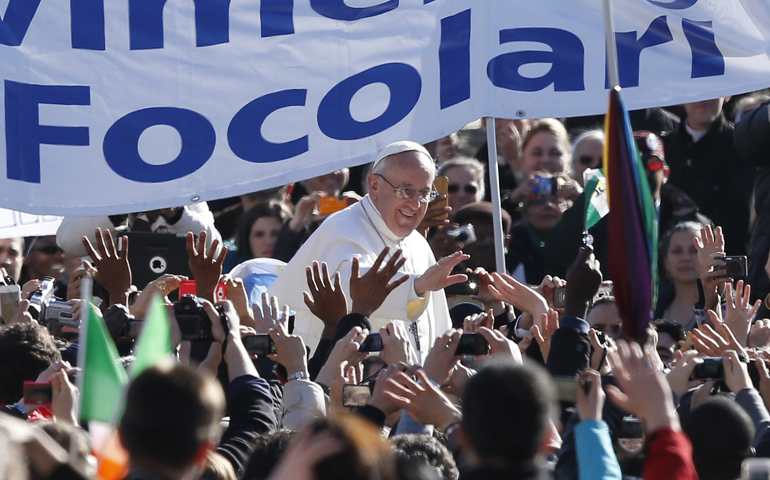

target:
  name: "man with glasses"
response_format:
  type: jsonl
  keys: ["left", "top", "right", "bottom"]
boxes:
{"left": 270, "top": 141, "right": 467, "bottom": 362}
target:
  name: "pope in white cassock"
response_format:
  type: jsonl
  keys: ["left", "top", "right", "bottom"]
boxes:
{"left": 268, "top": 141, "right": 469, "bottom": 363}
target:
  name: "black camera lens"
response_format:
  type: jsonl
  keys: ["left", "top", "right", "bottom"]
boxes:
{"left": 726, "top": 260, "right": 742, "bottom": 277}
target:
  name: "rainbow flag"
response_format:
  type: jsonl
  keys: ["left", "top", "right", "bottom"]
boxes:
{"left": 603, "top": 86, "right": 658, "bottom": 340}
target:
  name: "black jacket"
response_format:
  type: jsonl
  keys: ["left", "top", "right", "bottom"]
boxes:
{"left": 734, "top": 100, "right": 770, "bottom": 303}
{"left": 662, "top": 113, "right": 755, "bottom": 256}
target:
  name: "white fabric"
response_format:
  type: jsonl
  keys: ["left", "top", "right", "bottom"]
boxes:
{"left": 268, "top": 195, "right": 452, "bottom": 363}
{"left": 685, "top": 122, "right": 710, "bottom": 143}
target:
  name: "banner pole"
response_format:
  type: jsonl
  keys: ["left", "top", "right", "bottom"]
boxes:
{"left": 485, "top": 118, "right": 507, "bottom": 275}
{"left": 603, "top": 0, "right": 620, "bottom": 89}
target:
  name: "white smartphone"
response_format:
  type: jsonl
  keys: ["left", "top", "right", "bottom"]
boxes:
{"left": 0, "top": 284, "right": 21, "bottom": 323}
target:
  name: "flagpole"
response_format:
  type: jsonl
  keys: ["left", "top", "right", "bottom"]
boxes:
{"left": 75, "top": 275, "right": 92, "bottom": 423}
{"left": 603, "top": 0, "right": 620, "bottom": 89}
{"left": 485, "top": 118, "right": 507, "bottom": 275}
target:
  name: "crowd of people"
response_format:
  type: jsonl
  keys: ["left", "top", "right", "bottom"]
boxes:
{"left": 2, "top": 91, "right": 770, "bottom": 480}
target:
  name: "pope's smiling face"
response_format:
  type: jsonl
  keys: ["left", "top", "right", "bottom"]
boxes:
{"left": 368, "top": 151, "right": 434, "bottom": 238}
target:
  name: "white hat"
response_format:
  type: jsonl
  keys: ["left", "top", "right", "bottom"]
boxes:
{"left": 372, "top": 141, "right": 433, "bottom": 171}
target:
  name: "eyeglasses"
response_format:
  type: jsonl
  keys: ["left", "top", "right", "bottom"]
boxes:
{"left": 30, "top": 246, "right": 63, "bottom": 255}
{"left": 646, "top": 154, "right": 665, "bottom": 172}
{"left": 447, "top": 184, "right": 479, "bottom": 195}
{"left": 376, "top": 174, "right": 438, "bottom": 203}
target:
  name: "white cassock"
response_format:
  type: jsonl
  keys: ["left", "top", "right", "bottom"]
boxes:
{"left": 268, "top": 194, "right": 452, "bottom": 364}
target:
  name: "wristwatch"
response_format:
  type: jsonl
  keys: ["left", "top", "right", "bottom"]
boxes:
{"left": 287, "top": 371, "right": 310, "bottom": 381}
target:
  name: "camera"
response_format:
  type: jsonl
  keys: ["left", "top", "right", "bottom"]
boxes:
{"left": 242, "top": 334, "right": 277, "bottom": 356}
{"left": 446, "top": 224, "right": 477, "bottom": 245}
{"left": 715, "top": 256, "right": 748, "bottom": 278}
{"left": 692, "top": 356, "right": 760, "bottom": 389}
{"left": 455, "top": 333, "right": 490, "bottom": 356}
{"left": 553, "top": 287, "right": 566, "bottom": 308}
{"left": 174, "top": 294, "right": 228, "bottom": 341}
{"left": 29, "top": 276, "right": 78, "bottom": 334}
{"left": 531, "top": 176, "right": 558, "bottom": 196}
{"left": 359, "top": 333, "right": 384, "bottom": 352}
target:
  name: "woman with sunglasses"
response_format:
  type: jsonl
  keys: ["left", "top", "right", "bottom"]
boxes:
{"left": 436, "top": 157, "right": 485, "bottom": 211}
{"left": 508, "top": 180, "right": 571, "bottom": 285}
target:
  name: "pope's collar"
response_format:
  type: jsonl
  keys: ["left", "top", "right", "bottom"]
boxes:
{"left": 362, "top": 194, "right": 406, "bottom": 243}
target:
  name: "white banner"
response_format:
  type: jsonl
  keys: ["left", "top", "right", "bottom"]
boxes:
{"left": 0, "top": 0, "right": 769, "bottom": 215}
{"left": 0, "top": 208, "right": 62, "bottom": 238}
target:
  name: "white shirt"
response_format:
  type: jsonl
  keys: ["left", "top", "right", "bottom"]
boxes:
{"left": 268, "top": 195, "right": 452, "bottom": 363}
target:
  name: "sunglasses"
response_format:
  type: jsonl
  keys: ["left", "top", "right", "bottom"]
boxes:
{"left": 30, "top": 246, "right": 63, "bottom": 255}
{"left": 447, "top": 184, "right": 479, "bottom": 195}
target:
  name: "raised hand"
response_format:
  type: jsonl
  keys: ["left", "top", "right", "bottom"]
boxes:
{"left": 422, "top": 329, "right": 463, "bottom": 385}
{"left": 605, "top": 341, "right": 680, "bottom": 434}
{"left": 576, "top": 369, "right": 604, "bottom": 421}
{"left": 488, "top": 272, "right": 548, "bottom": 317}
{"left": 750, "top": 319, "right": 770, "bottom": 349}
{"left": 303, "top": 261, "right": 347, "bottom": 337}
{"left": 130, "top": 273, "right": 187, "bottom": 319}
{"left": 382, "top": 369, "right": 462, "bottom": 430}
{"left": 417, "top": 194, "right": 451, "bottom": 235}
{"left": 379, "top": 322, "right": 413, "bottom": 366}
{"left": 476, "top": 326, "right": 522, "bottom": 364}
{"left": 220, "top": 275, "right": 255, "bottom": 328}
{"left": 723, "top": 281, "right": 761, "bottom": 347}
{"left": 186, "top": 231, "right": 227, "bottom": 301}
{"left": 253, "top": 292, "right": 289, "bottom": 334}
{"left": 564, "top": 246, "right": 602, "bottom": 318}
{"left": 350, "top": 247, "right": 409, "bottom": 317}
{"left": 413, "top": 251, "right": 470, "bottom": 297}
{"left": 82, "top": 228, "right": 132, "bottom": 306}
{"left": 268, "top": 323, "right": 308, "bottom": 377}
{"left": 532, "top": 309, "right": 559, "bottom": 363}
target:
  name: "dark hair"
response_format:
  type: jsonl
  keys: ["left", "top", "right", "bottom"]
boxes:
{"left": 242, "top": 429, "right": 296, "bottom": 480}
{"left": 653, "top": 319, "right": 685, "bottom": 343}
{"left": 236, "top": 202, "right": 292, "bottom": 259}
{"left": 683, "top": 396, "right": 754, "bottom": 480}
{"left": 660, "top": 221, "right": 701, "bottom": 259}
{"left": 0, "top": 323, "right": 61, "bottom": 404}
{"left": 462, "top": 361, "right": 556, "bottom": 468}
{"left": 119, "top": 362, "right": 225, "bottom": 468}
{"left": 391, "top": 434, "right": 459, "bottom": 480}
{"left": 312, "top": 415, "right": 396, "bottom": 480}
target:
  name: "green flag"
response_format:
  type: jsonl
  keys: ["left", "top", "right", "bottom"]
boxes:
{"left": 78, "top": 305, "right": 129, "bottom": 424}
{"left": 584, "top": 169, "right": 609, "bottom": 230}
{"left": 131, "top": 294, "right": 174, "bottom": 378}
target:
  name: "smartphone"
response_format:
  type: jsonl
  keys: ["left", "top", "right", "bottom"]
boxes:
{"left": 455, "top": 333, "right": 489, "bottom": 356}
{"left": 318, "top": 196, "right": 348, "bottom": 216}
{"left": 242, "top": 334, "right": 277, "bottom": 355}
{"left": 552, "top": 287, "right": 566, "bottom": 308}
{"left": 178, "top": 280, "right": 227, "bottom": 300}
{"left": 23, "top": 381, "right": 53, "bottom": 405}
{"left": 359, "top": 333, "right": 384, "bottom": 352}
{"left": 342, "top": 384, "right": 372, "bottom": 407}
{"left": 692, "top": 357, "right": 724, "bottom": 380}
{"left": 433, "top": 176, "right": 449, "bottom": 221}
{"left": 0, "top": 284, "right": 21, "bottom": 323}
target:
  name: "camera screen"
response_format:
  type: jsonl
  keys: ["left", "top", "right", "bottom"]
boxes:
{"left": 359, "top": 333, "right": 384, "bottom": 352}
{"left": 243, "top": 334, "right": 276, "bottom": 356}
{"left": 455, "top": 333, "right": 489, "bottom": 356}
{"left": 342, "top": 385, "right": 372, "bottom": 407}
{"left": 24, "top": 382, "right": 53, "bottom": 404}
